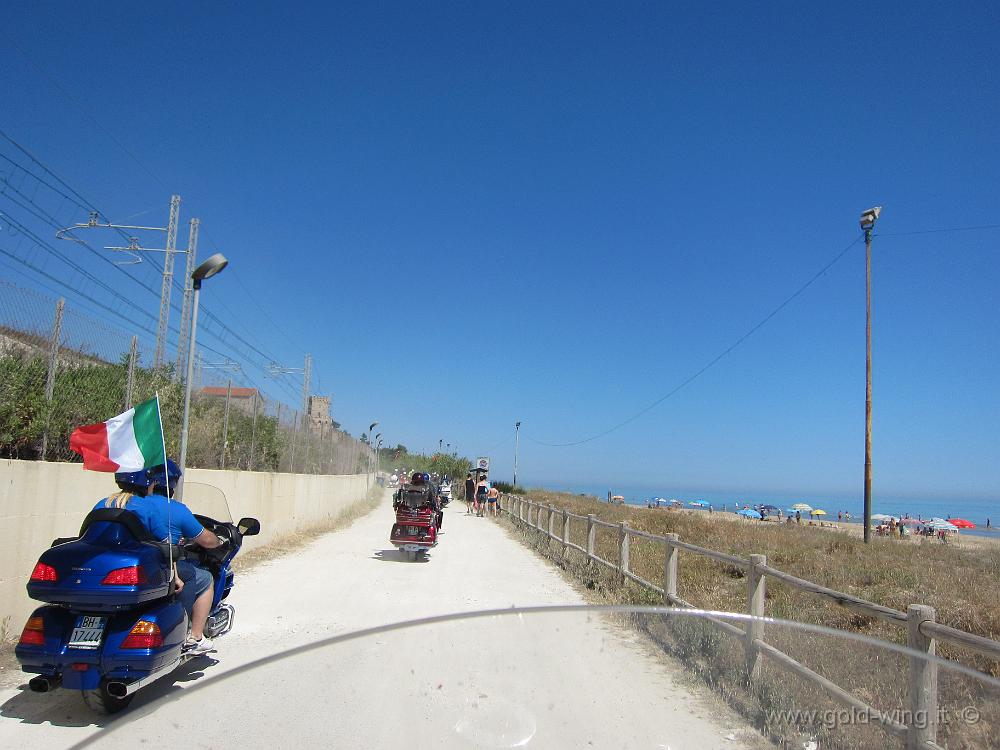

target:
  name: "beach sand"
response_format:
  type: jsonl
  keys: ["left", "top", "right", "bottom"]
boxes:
{"left": 669, "top": 507, "right": 1000, "bottom": 550}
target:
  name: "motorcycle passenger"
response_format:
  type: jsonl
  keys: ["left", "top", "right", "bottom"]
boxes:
{"left": 145, "top": 460, "right": 222, "bottom": 655}
{"left": 94, "top": 470, "right": 185, "bottom": 597}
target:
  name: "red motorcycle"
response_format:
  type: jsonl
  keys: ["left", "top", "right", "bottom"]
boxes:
{"left": 390, "top": 485, "right": 440, "bottom": 561}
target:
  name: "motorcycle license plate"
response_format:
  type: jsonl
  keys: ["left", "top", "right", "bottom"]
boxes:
{"left": 68, "top": 615, "right": 107, "bottom": 649}
{"left": 404, "top": 525, "right": 421, "bottom": 535}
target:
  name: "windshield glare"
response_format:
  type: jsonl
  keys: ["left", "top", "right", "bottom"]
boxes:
{"left": 177, "top": 481, "right": 232, "bottom": 523}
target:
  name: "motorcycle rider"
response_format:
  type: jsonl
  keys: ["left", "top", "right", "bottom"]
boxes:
{"left": 93, "top": 461, "right": 220, "bottom": 654}
{"left": 146, "top": 460, "right": 222, "bottom": 655}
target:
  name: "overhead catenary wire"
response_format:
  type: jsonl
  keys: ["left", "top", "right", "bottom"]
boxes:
{"left": 0, "top": 33, "right": 171, "bottom": 193}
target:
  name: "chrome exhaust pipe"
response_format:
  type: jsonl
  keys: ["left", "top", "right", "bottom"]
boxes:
{"left": 116, "top": 657, "right": 181, "bottom": 696}
{"left": 28, "top": 676, "right": 61, "bottom": 693}
{"left": 105, "top": 681, "right": 128, "bottom": 698}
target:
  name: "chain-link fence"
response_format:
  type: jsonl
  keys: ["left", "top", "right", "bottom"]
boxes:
{"left": 0, "top": 279, "right": 374, "bottom": 474}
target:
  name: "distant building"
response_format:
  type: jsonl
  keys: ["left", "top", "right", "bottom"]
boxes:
{"left": 307, "top": 395, "right": 332, "bottom": 432}
{"left": 198, "top": 386, "right": 264, "bottom": 416}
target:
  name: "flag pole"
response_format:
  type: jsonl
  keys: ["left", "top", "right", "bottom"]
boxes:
{"left": 154, "top": 392, "right": 175, "bottom": 590}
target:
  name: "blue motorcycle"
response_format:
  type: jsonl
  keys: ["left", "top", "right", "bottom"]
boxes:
{"left": 15, "top": 482, "right": 260, "bottom": 714}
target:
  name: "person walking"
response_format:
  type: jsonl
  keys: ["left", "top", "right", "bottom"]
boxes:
{"left": 475, "top": 474, "right": 489, "bottom": 517}
{"left": 487, "top": 484, "right": 499, "bottom": 516}
{"left": 464, "top": 473, "right": 475, "bottom": 515}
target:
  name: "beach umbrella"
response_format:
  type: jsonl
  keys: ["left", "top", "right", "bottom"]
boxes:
{"left": 738, "top": 508, "right": 763, "bottom": 519}
{"left": 947, "top": 518, "right": 976, "bottom": 529}
{"left": 871, "top": 514, "right": 896, "bottom": 521}
{"left": 791, "top": 503, "right": 813, "bottom": 511}
{"left": 898, "top": 518, "right": 921, "bottom": 526}
{"left": 811, "top": 509, "right": 827, "bottom": 516}
{"left": 688, "top": 500, "right": 709, "bottom": 507}
{"left": 927, "top": 520, "right": 958, "bottom": 531}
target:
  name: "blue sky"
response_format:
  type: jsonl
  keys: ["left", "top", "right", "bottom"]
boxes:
{"left": 2, "top": 2, "right": 997, "bottom": 501}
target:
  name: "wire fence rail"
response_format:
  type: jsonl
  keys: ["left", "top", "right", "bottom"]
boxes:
{"left": 500, "top": 493, "right": 1000, "bottom": 750}
{"left": 0, "top": 279, "right": 372, "bottom": 474}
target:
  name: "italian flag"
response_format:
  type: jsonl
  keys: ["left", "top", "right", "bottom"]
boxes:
{"left": 69, "top": 397, "right": 166, "bottom": 472}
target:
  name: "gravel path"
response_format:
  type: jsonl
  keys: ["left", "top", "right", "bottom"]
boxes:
{"left": 0, "top": 490, "right": 760, "bottom": 749}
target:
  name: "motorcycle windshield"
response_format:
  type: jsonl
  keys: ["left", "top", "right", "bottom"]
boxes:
{"left": 175, "top": 481, "right": 233, "bottom": 523}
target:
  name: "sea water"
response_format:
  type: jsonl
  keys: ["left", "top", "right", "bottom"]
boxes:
{"left": 549, "top": 483, "right": 1000, "bottom": 538}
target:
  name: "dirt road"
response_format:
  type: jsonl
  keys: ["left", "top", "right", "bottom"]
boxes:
{"left": 0, "top": 489, "right": 760, "bottom": 748}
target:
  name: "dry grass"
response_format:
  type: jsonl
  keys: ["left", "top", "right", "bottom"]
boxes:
{"left": 498, "top": 490, "right": 1000, "bottom": 749}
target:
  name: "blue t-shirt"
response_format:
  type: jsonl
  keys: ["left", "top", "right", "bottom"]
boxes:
{"left": 93, "top": 492, "right": 205, "bottom": 543}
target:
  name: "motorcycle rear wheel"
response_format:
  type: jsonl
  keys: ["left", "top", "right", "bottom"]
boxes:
{"left": 81, "top": 683, "right": 134, "bottom": 714}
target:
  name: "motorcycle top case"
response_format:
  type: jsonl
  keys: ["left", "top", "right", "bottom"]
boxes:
{"left": 27, "top": 509, "right": 172, "bottom": 611}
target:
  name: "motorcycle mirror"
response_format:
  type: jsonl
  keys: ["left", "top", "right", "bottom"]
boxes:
{"left": 237, "top": 517, "right": 261, "bottom": 536}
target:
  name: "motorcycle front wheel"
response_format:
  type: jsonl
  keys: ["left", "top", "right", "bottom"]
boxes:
{"left": 82, "top": 682, "right": 134, "bottom": 714}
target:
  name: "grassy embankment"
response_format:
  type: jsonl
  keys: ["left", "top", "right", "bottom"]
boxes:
{"left": 499, "top": 489, "right": 1000, "bottom": 749}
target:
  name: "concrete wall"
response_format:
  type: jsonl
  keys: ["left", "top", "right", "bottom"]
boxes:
{"left": 0, "top": 459, "right": 371, "bottom": 641}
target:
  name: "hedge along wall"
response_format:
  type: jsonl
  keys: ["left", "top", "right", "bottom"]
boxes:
{"left": 0, "top": 459, "right": 371, "bottom": 642}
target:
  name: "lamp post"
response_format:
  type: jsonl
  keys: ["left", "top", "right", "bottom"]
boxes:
{"left": 859, "top": 206, "right": 882, "bottom": 544}
{"left": 513, "top": 420, "right": 521, "bottom": 488}
{"left": 178, "top": 253, "right": 229, "bottom": 479}
{"left": 366, "top": 421, "right": 378, "bottom": 492}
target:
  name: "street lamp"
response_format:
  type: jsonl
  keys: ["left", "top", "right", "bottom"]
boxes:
{"left": 513, "top": 421, "right": 521, "bottom": 488}
{"left": 365, "top": 421, "right": 379, "bottom": 491}
{"left": 859, "top": 206, "right": 882, "bottom": 544}
{"left": 178, "top": 253, "right": 229, "bottom": 479}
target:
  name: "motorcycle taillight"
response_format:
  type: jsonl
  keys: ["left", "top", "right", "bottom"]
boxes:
{"left": 121, "top": 620, "right": 162, "bottom": 649}
{"left": 102, "top": 566, "right": 147, "bottom": 585}
{"left": 19, "top": 616, "right": 45, "bottom": 646}
{"left": 30, "top": 562, "right": 58, "bottom": 582}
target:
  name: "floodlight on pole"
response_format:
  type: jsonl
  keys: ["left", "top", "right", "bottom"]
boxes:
{"left": 858, "top": 207, "right": 881, "bottom": 544}
{"left": 513, "top": 421, "right": 522, "bottom": 488}
{"left": 179, "top": 253, "right": 229, "bottom": 479}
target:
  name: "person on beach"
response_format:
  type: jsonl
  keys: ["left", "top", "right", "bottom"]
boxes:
{"left": 795, "top": 510, "right": 801, "bottom": 525}
{"left": 487, "top": 484, "right": 499, "bottom": 516}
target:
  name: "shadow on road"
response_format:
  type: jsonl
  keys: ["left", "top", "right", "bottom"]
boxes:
{"left": 371, "top": 549, "right": 430, "bottom": 563}
{"left": 0, "top": 656, "right": 217, "bottom": 729}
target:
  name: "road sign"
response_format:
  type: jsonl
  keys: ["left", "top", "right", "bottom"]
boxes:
{"left": 476, "top": 456, "right": 490, "bottom": 471}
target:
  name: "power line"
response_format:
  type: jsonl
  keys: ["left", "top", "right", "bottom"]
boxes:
{"left": 0, "top": 31, "right": 170, "bottom": 192}
{"left": 876, "top": 223, "right": 1000, "bottom": 238}
{"left": 526, "top": 234, "right": 864, "bottom": 448}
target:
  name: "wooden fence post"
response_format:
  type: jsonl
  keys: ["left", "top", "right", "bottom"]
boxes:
{"left": 906, "top": 604, "right": 938, "bottom": 749}
{"left": 663, "top": 533, "right": 679, "bottom": 604}
{"left": 547, "top": 504, "right": 556, "bottom": 538}
{"left": 745, "top": 554, "right": 766, "bottom": 682}
{"left": 586, "top": 514, "right": 596, "bottom": 564}
{"left": 619, "top": 521, "right": 630, "bottom": 580}
{"left": 561, "top": 510, "right": 570, "bottom": 558}
{"left": 518, "top": 497, "right": 524, "bottom": 523}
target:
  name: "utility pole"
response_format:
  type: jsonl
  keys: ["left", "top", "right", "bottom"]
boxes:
{"left": 267, "top": 355, "right": 312, "bottom": 420}
{"left": 513, "top": 421, "right": 521, "bottom": 488}
{"left": 175, "top": 218, "right": 200, "bottom": 379}
{"left": 859, "top": 207, "right": 882, "bottom": 544}
{"left": 221, "top": 379, "right": 233, "bottom": 469}
{"left": 154, "top": 194, "right": 181, "bottom": 368}
{"left": 55, "top": 195, "right": 188, "bottom": 372}
{"left": 302, "top": 354, "right": 312, "bottom": 416}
